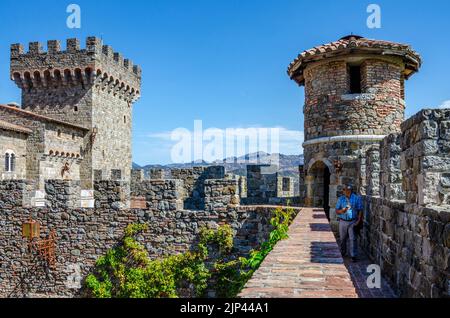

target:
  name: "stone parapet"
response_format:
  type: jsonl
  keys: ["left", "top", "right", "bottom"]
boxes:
{"left": 400, "top": 109, "right": 450, "bottom": 206}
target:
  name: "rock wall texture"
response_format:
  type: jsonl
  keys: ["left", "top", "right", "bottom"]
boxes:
{"left": 0, "top": 105, "right": 87, "bottom": 188}
{"left": 0, "top": 177, "right": 290, "bottom": 298}
{"left": 362, "top": 196, "right": 449, "bottom": 297}
{"left": 10, "top": 37, "right": 142, "bottom": 188}
{"left": 0, "top": 129, "right": 28, "bottom": 180}
{"left": 363, "top": 109, "right": 450, "bottom": 298}
{"left": 244, "top": 165, "right": 298, "bottom": 205}
{"left": 303, "top": 58, "right": 404, "bottom": 141}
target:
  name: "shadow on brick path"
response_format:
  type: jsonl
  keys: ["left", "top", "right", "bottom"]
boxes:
{"left": 239, "top": 207, "right": 399, "bottom": 298}
{"left": 338, "top": 240, "right": 398, "bottom": 298}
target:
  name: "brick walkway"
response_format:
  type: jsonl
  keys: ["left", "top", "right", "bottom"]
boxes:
{"left": 239, "top": 207, "right": 396, "bottom": 298}
{"left": 342, "top": 247, "right": 397, "bottom": 298}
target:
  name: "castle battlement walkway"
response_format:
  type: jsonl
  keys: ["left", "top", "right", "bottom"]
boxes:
{"left": 239, "top": 207, "right": 396, "bottom": 298}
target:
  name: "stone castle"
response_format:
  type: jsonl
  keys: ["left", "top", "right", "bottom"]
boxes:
{"left": 2, "top": 37, "right": 141, "bottom": 190}
{"left": 0, "top": 35, "right": 448, "bottom": 298}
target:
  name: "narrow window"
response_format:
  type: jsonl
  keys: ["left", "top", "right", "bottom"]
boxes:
{"left": 57, "top": 129, "right": 61, "bottom": 137}
{"left": 10, "top": 154, "right": 15, "bottom": 172}
{"left": 349, "top": 65, "right": 362, "bottom": 94}
{"left": 400, "top": 75, "right": 405, "bottom": 100}
{"left": 74, "top": 106, "right": 78, "bottom": 112}
{"left": 282, "top": 178, "right": 290, "bottom": 192}
{"left": 5, "top": 153, "right": 10, "bottom": 172}
{"left": 72, "top": 133, "right": 75, "bottom": 140}
{"left": 124, "top": 115, "right": 126, "bottom": 124}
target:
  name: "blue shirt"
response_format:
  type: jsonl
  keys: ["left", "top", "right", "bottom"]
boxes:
{"left": 336, "top": 193, "right": 363, "bottom": 221}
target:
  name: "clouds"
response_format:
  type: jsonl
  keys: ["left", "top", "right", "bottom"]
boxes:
{"left": 439, "top": 100, "right": 450, "bottom": 109}
{"left": 137, "top": 125, "right": 304, "bottom": 165}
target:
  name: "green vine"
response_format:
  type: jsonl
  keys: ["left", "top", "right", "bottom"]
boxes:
{"left": 85, "top": 206, "right": 296, "bottom": 298}
{"left": 212, "top": 205, "right": 295, "bottom": 297}
{"left": 85, "top": 223, "right": 210, "bottom": 298}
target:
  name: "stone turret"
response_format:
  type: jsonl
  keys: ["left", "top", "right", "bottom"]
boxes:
{"left": 10, "top": 37, "right": 142, "bottom": 188}
{"left": 288, "top": 35, "right": 421, "bottom": 226}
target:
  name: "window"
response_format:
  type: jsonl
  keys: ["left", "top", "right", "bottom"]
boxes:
{"left": 72, "top": 133, "right": 75, "bottom": 140}
{"left": 4, "top": 153, "right": 10, "bottom": 172}
{"left": 4, "top": 152, "right": 15, "bottom": 172}
{"left": 74, "top": 106, "right": 78, "bottom": 112}
{"left": 349, "top": 65, "right": 362, "bottom": 94}
{"left": 282, "top": 178, "right": 291, "bottom": 192}
{"left": 124, "top": 115, "right": 127, "bottom": 124}
{"left": 10, "top": 154, "right": 15, "bottom": 172}
{"left": 57, "top": 129, "right": 61, "bottom": 137}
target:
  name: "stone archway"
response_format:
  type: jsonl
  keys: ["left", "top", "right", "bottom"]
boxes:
{"left": 305, "top": 160, "right": 333, "bottom": 220}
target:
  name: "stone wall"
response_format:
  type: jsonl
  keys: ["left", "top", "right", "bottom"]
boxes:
{"left": 10, "top": 37, "right": 142, "bottom": 188}
{"left": 362, "top": 109, "right": 450, "bottom": 298}
{"left": 0, "top": 199, "right": 285, "bottom": 298}
{"left": 0, "top": 129, "right": 27, "bottom": 180}
{"left": 400, "top": 109, "right": 450, "bottom": 206}
{"left": 362, "top": 196, "right": 449, "bottom": 297}
{"left": 203, "top": 179, "right": 240, "bottom": 211}
{"left": 380, "top": 133, "right": 404, "bottom": 201}
{"left": 303, "top": 57, "right": 404, "bottom": 141}
{"left": 169, "top": 166, "right": 225, "bottom": 209}
{"left": 130, "top": 179, "right": 184, "bottom": 211}
{"left": 365, "top": 145, "right": 380, "bottom": 196}
{"left": 244, "top": 165, "right": 298, "bottom": 205}
{"left": 0, "top": 105, "right": 87, "bottom": 188}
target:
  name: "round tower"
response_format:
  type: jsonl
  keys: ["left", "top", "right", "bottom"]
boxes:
{"left": 288, "top": 35, "right": 421, "bottom": 226}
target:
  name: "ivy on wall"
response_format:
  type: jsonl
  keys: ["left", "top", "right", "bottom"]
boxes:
{"left": 85, "top": 206, "right": 296, "bottom": 298}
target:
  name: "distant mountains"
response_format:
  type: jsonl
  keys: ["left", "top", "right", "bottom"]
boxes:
{"left": 133, "top": 152, "right": 304, "bottom": 177}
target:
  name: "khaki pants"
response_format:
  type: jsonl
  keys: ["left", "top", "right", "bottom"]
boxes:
{"left": 339, "top": 219, "right": 357, "bottom": 258}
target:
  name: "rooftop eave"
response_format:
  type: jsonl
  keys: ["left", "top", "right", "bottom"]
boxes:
{"left": 288, "top": 47, "right": 421, "bottom": 85}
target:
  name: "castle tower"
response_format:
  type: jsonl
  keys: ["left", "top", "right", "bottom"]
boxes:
{"left": 10, "top": 37, "right": 141, "bottom": 188}
{"left": 288, "top": 35, "right": 421, "bottom": 226}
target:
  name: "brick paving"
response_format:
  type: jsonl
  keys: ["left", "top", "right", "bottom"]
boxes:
{"left": 342, "top": 247, "right": 398, "bottom": 298}
{"left": 239, "top": 207, "right": 397, "bottom": 298}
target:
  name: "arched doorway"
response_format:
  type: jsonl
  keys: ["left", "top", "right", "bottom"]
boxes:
{"left": 307, "top": 161, "right": 331, "bottom": 220}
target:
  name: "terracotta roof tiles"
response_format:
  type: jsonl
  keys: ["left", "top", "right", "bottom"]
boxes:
{"left": 0, "top": 119, "right": 32, "bottom": 134}
{"left": 287, "top": 35, "right": 422, "bottom": 85}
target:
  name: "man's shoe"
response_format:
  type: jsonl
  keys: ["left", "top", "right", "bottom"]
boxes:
{"left": 351, "top": 257, "right": 358, "bottom": 263}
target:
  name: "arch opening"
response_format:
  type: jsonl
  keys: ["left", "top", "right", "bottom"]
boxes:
{"left": 307, "top": 160, "right": 331, "bottom": 220}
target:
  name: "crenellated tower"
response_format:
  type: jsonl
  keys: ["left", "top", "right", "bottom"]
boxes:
{"left": 10, "top": 37, "right": 141, "bottom": 188}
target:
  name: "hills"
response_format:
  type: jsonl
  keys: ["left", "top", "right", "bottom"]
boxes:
{"left": 133, "top": 152, "right": 303, "bottom": 177}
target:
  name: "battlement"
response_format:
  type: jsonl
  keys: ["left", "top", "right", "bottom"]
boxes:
{"left": 10, "top": 37, "right": 141, "bottom": 103}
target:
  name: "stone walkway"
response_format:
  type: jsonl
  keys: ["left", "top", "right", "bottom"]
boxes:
{"left": 239, "top": 207, "right": 396, "bottom": 298}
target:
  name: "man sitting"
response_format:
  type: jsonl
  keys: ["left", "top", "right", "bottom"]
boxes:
{"left": 335, "top": 184, "right": 363, "bottom": 263}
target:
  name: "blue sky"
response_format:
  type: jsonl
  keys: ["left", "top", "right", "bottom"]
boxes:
{"left": 0, "top": 0, "right": 449, "bottom": 165}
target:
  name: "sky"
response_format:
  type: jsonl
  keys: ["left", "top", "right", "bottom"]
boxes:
{"left": 0, "top": 0, "right": 449, "bottom": 165}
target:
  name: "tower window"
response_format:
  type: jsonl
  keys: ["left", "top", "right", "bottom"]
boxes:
{"left": 57, "top": 129, "right": 62, "bottom": 137}
{"left": 5, "top": 153, "right": 10, "bottom": 172}
{"left": 74, "top": 106, "right": 78, "bottom": 112}
{"left": 349, "top": 65, "right": 362, "bottom": 94}
{"left": 4, "top": 152, "right": 15, "bottom": 172}
{"left": 11, "top": 154, "right": 15, "bottom": 172}
{"left": 282, "top": 178, "right": 291, "bottom": 192}
{"left": 124, "top": 115, "right": 127, "bottom": 124}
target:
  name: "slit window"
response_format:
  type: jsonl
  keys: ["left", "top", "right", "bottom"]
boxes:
{"left": 349, "top": 65, "right": 362, "bottom": 94}
{"left": 5, "top": 153, "right": 10, "bottom": 172}
{"left": 282, "top": 178, "right": 291, "bottom": 192}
